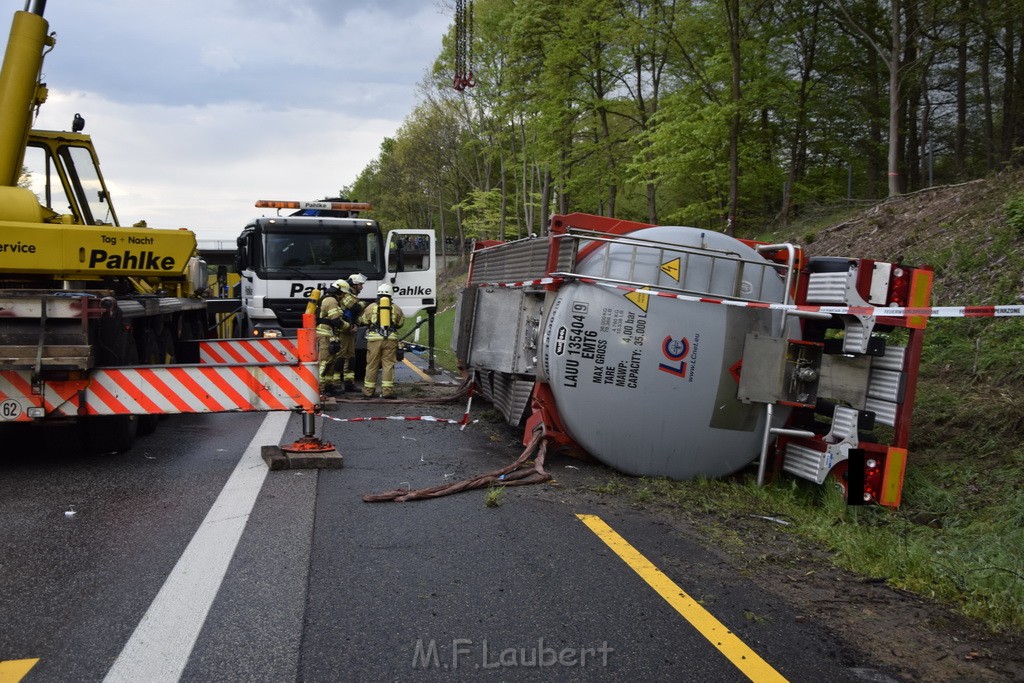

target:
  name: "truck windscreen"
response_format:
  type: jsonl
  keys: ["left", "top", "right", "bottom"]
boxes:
{"left": 261, "top": 231, "right": 382, "bottom": 277}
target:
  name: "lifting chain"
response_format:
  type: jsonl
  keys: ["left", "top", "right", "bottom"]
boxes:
{"left": 453, "top": 0, "right": 475, "bottom": 91}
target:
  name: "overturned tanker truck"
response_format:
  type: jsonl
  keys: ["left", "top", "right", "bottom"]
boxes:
{"left": 452, "top": 213, "right": 933, "bottom": 507}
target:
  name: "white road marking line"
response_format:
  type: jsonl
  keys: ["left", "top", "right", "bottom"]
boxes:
{"left": 103, "top": 411, "right": 291, "bottom": 683}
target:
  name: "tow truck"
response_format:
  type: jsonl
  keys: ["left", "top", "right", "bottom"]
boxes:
{"left": 234, "top": 199, "right": 439, "bottom": 371}
{"left": 0, "top": 3, "right": 320, "bottom": 453}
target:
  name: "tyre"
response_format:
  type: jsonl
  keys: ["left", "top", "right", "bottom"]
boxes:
{"left": 86, "top": 330, "right": 139, "bottom": 454}
{"left": 136, "top": 329, "right": 162, "bottom": 435}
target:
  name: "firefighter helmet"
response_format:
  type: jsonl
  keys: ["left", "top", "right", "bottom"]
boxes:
{"left": 333, "top": 278, "right": 352, "bottom": 293}
{"left": 377, "top": 283, "right": 393, "bottom": 297}
{"left": 348, "top": 273, "right": 367, "bottom": 287}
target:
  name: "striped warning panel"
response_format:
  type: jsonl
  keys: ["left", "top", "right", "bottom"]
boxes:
{"left": 0, "top": 371, "right": 85, "bottom": 421}
{"left": 80, "top": 363, "right": 320, "bottom": 415}
{"left": 199, "top": 338, "right": 299, "bottom": 364}
{"left": 2, "top": 361, "right": 319, "bottom": 419}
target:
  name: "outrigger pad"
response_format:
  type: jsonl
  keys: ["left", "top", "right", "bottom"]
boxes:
{"left": 261, "top": 444, "right": 344, "bottom": 470}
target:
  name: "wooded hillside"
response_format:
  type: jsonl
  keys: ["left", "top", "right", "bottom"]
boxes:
{"left": 347, "top": 0, "right": 1024, "bottom": 249}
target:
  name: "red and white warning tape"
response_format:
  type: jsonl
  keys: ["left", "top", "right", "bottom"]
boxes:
{"left": 460, "top": 383, "right": 475, "bottom": 432}
{"left": 474, "top": 276, "right": 559, "bottom": 289}
{"left": 321, "top": 413, "right": 468, "bottom": 426}
{"left": 475, "top": 276, "right": 1024, "bottom": 320}
{"left": 320, "top": 384, "right": 477, "bottom": 428}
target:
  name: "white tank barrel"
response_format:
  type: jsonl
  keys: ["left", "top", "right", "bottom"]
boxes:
{"left": 540, "top": 226, "right": 796, "bottom": 479}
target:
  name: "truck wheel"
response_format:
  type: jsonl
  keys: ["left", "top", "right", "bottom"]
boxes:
{"left": 828, "top": 460, "right": 849, "bottom": 502}
{"left": 159, "top": 328, "right": 176, "bottom": 364}
{"left": 87, "top": 413, "right": 139, "bottom": 454}
{"left": 86, "top": 332, "right": 139, "bottom": 454}
{"left": 137, "top": 330, "right": 162, "bottom": 435}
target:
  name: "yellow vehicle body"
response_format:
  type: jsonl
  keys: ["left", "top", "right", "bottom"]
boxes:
{"left": 0, "top": 217, "right": 197, "bottom": 280}
{"left": 0, "top": 9, "right": 51, "bottom": 187}
{"left": 0, "top": 9, "right": 199, "bottom": 291}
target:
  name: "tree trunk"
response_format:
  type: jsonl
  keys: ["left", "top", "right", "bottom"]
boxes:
{"left": 725, "top": 0, "right": 741, "bottom": 234}
{"left": 781, "top": 0, "right": 820, "bottom": 227}
{"left": 540, "top": 168, "right": 552, "bottom": 232}
{"left": 903, "top": 0, "right": 920, "bottom": 191}
{"left": 520, "top": 120, "right": 532, "bottom": 236}
{"left": 981, "top": 2, "right": 996, "bottom": 171}
{"left": 1014, "top": 19, "right": 1024, "bottom": 156}
{"left": 437, "top": 189, "right": 447, "bottom": 273}
{"left": 1001, "top": 16, "right": 1015, "bottom": 164}
{"left": 954, "top": 0, "right": 968, "bottom": 178}
{"left": 499, "top": 157, "right": 507, "bottom": 241}
{"left": 887, "top": 0, "right": 902, "bottom": 197}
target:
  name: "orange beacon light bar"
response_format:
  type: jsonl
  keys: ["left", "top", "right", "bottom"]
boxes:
{"left": 255, "top": 200, "right": 373, "bottom": 212}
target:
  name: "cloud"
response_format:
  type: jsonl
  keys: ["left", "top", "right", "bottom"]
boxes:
{"left": 35, "top": 91, "right": 400, "bottom": 240}
{"left": 6, "top": 0, "right": 453, "bottom": 240}
{"left": 36, "top": 0, "right": 450, "bottom": 114}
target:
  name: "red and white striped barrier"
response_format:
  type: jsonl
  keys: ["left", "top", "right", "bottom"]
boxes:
{"left": 200, "top": 338, "right": 299, "bottom": 364}
{"left": 83, "top": 363, "right": 319, "bottom": 415}
{"left": 0, "top": 362, "right": 319, "bottom": 420}
{"left": 1, "top": 316, "right": 321, "bottom": 424}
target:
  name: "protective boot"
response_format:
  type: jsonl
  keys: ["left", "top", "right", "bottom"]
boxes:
{"left": 318, "top": 361, "right": 333, "bottom": 397}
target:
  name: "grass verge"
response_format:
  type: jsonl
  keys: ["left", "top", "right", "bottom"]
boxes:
{"left": 617, "top": 455, "right": 1024, "bottom": 633}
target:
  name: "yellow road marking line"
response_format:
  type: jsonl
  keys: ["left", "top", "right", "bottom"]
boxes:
{"left": 576, "top": 514, "right": 788, "bottom": 682}
{"left": 403, "top": 356, "right": 434, "bottom": 382}
{"left": 0, "top": 659, "right": 39, "bottom": 683}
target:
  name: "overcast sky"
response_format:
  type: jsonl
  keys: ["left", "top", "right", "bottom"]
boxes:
{"left": 9, "top": 0, "right": 450, "bottom": 241}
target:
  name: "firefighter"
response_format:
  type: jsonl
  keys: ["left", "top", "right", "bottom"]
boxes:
{"left": 339, "top": 273, "right": 368, "bottom": 391}
{"left": 360, "top": 282, "right": 405, "bottom": 399}
{"left": 315, "top": 279, "right": 357, "bottom": 396}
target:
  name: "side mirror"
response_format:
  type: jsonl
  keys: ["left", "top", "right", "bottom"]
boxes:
{"left": 235, "top": 236, "right": 249, "bottom": 271}
{"left": 387, "top": 237, "right": 405, "bottom": 273}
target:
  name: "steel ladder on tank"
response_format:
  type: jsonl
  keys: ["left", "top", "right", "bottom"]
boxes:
{"left": 548, "top": 228, "right": 832, "bottom": 486}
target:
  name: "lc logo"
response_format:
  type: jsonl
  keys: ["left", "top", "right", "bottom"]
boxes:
{"left": 658, "top": 336, "right": 690, "bottom": 378}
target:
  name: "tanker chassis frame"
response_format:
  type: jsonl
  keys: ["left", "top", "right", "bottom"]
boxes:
{"left": 453, "top": 212, "right": 932, "bottom": 507}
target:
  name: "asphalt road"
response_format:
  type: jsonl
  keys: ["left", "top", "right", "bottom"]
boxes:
{"left": 0, "top": 355, "right": 904, "bottom": 683}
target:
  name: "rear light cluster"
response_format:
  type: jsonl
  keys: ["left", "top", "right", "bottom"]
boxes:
{"left": 863, "top": 458, "right": 882, "bottom": 503}
{"left": 887, "top": 266, "right": 912, "bottom": 307}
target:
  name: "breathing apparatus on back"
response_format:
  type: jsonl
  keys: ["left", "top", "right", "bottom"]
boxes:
{"left": 376, "top": 283, "right": 393, "bottom": 338}
{"left": 304, "top": 288, "right": 322, "bottom": 316}
{"left": 312, "top": 280, "right": 351, "bottom": 330}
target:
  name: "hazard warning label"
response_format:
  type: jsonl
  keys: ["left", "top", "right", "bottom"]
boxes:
{"left": 660, "top": 257, "right": 681, "bottom": 281}
{"left": 625, "top": 289, "right": 650, "bottom": 312}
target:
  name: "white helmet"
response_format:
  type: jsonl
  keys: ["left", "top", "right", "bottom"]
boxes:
{"left": 348, "top": 273, "right": 367, "bottom": 286}
{"left": 333, "top": 278, "right": 351, "bottom": 293}
{"left": 377, "top": 283, "right": 393, "bottom": 297}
